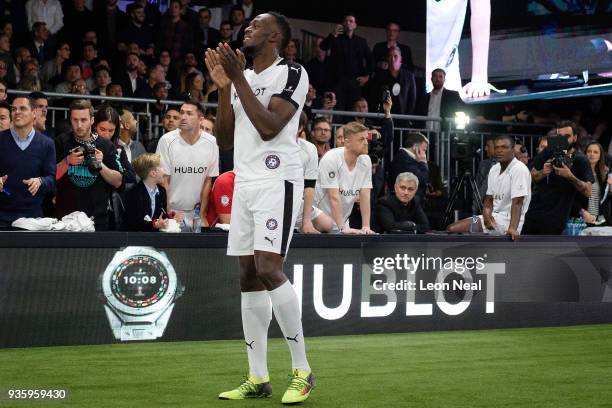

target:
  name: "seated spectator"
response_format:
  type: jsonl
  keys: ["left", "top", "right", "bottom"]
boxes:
{"left": 156, "top": 101, "right": 219, "bottom": 230}
{"left": 350, "top": 97, "right": 374, "bottom": 127}
{"left": 0, "top": 78, "right": 7, "bottom": 101}
{"left": 334, "top": 126, "right": 344, "bottom": 147}
{"left": 27, "top": 22, "right": 51, "bottom": 66}
{"left": 314, "top": 121, "right": 375, "bottom": 234}
{"left": 29, "top": 91, "right": 53, "bottom": 140}
{"left": 148, "top": 107, "right": 180, "bottom": 153}
{"left": 0, "top": 95, "right": 55, "bottom": 227}
{"left": 282, "top": 38, "right": 303, "bottom": 65}
{"left": 205, "top": 170, "right": 235, "bottom": 227}
{"left": 0, "top": 100, "right": 10, "bottom": 131}
{"left": 106, "top": 82, "right": 123, "bottom": 98}
{"left": 448, "top": 135, "right": 532, "bottom": 240}
{"left": 181, "top": 72, "right": 208, "bottom": 104}
{"left": 91, "top": 66, "right": 113, "bottom": 100}
{"left": 523, "top": 121, "right": 593, "bottom": 235}
{"left": 374, "top": 172, "right": 429, "bottom": 233}
{"left": 79, "top": 41, "right": 98, "bottom": 81}
{"left": 118, "top": 107, "right": 146, "bottom": 163}
{"left": 40, "top": 41, "right": 70, "bottom": 90}
{"left": 387, "top": 132, "right": 429, "bottom": 204}
{"left": 310, "top": 116, "right": 332, "bottom": 160}
{"left": 93, "top": 105, "right": 137, "bottom": 186}
{"left": 55, "top": 60, "right": 84, "bottom": 93}
{"left": 54, "top": 99, "right": 124, "bottom": 230}
{"left": 115, "top": 52, "right": 146, "bottom": 97}
{"left": 122, "top": 153, "right": 175, "bottom": 232}
{"left": 580, "top": 142, "right": 611, "bottom": 225}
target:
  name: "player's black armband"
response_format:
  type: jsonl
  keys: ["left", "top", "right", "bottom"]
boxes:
{"left": 304, "top": 179, "right": 316, "bottom": 189}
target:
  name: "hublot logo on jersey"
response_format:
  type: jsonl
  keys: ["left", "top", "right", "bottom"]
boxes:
{"left": 339, "top": 189, "right": 360, "bottom": 197}
{"left": 174, "top": 166, "right": 207, "bottom": 174}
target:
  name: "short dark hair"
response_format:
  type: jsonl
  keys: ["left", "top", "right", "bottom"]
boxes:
{"left": 0, "top": 100, "right": 10, "bottom": 111}
{"left": 181, "top": 100, "right": 205, "bottom": 116}
{"left": 494, "top": 134, "right": 515, "bottom": 147}
{"left": 220, "top": 20, "right": 232, "bottom": 29}
{"left": 164, "top": 107, "right": 180, "bottom": 116}
{"left": 12, "top": 95, "right": 36, "bottom": 111}
{"left": 268, "top": 11, "right": 292, "bottom": 51}
{"left": 69, "top": 99, "right": 94, "bottom": 117}
{"left": 312, "top": 116, "right": 330, "bottom": 128}
{"left": 556, "top": 120, "right": 578, "bottom": 136}
{"left": 198, "top": 7, "right": 210, "bottom": 17}
{"left": 82, "top": 41, "right": 97, "bottom": 50}
{"left": 28, "top": 91, "right": 47, "bottom": 101}
{"left": 432, "top": 68, "right": 446, "bottom": 76}
{"left": 403, "top": 132, "right": 429, "bottom": 149}
{"left": 32, "top": 22, "right": 47, "bottom": 32}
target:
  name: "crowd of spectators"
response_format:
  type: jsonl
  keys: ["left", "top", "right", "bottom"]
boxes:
{"left": 0, "top": 1, "right": 611, "bottom": 237}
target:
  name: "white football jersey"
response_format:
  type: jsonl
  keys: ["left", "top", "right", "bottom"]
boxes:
{"left": 314, "top": 147, "right": 373, "bottom": 225}
{"left": 298, "top": 138, "right": 318, "bottom": 182}
{"left": 486, "top": 158, "right": 532, "bottom": 221}
{"left": 231, "top": 57, "right": 308, "bottom": 185}
{"left": 426, "top": 0, "right": 468, "bottom": 93}
{"left": 156, "top": 128, "right": 219, "bottom": 211}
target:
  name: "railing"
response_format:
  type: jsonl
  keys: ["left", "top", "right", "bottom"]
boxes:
{"left": 7, "top": 89, "right": 552, "bottom": 188}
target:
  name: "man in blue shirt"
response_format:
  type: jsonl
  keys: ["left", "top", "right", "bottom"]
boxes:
{"left": 0, "top": 96, "right": 56, "bottom": 227}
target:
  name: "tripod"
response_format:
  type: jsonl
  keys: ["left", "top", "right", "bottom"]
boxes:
{"left": 443, "top": 171, "right": 483, "bottom": 226}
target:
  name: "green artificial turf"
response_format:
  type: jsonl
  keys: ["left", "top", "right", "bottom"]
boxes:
{"left": 1, "top": 324, "right": 611, "bottom": 408}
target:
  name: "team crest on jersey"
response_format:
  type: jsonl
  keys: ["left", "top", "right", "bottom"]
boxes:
{"left": 266, "top": 218, "right": 278, "bottom": 230}
{"left": 220, "top": 195, "right": 230, "bottom": 207}
{"left": 328, "top": 171, "right": 336, "bottom": 179}
{"left": 265, "top": 154, "right": 280, "bottom": 169}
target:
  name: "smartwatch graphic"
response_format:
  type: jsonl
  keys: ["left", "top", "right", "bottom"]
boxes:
{"left": 99, "top": 247, "right": 185, "bottom": 341}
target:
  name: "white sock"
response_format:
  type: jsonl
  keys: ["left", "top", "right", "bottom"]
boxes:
{"left": 241, "top": 291, "right": 272, "bottom": 380}
{"left": 268, "top": 281, "right": 311, "bottom": 372}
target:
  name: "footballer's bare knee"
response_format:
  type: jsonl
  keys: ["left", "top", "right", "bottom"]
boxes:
{"left": 254, "top": 251, "right": 287, "bottom": 289}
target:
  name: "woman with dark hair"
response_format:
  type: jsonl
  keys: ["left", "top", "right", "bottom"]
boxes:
{"left": 181, "top": 71, "right": 209, "bottom": 103}
{"left": 93, "top": 105, "right": 137, "bottom": 185}
{"left": 581, "top": 142, "right": 612, "bottom": 225}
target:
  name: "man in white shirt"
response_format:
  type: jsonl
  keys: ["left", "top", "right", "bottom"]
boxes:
{"left": 156, "top": 101, "right": 219, "bottom": 230}
{"left": 25, "top": 0, "right": 64, "bottom": 35}
{"left": 447, "top": 134, "right": 531, "bottom": 240}
{"left": 206, "top": 11, "right": 315, "bottom": 403}
{"left": 314, "top": 121, "right": 375, "bottom": 234}
{"left": 295, "top": 112, "right": 333, "bottom": 233}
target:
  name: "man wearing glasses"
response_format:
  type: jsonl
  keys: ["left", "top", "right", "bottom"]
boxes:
{"left": 0, "top": 96, "right": 55, "bottom": 228}
{"left": 310, "top": 116, "right": 332, "bottom": 159}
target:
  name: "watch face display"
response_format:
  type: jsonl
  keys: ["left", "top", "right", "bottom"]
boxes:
{"left": 110, "top": 255, "right": 169, "bottom": 308}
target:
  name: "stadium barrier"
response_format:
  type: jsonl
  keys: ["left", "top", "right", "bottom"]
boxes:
{"left": 1, "top": 233, "right": 611, "bottom": 347}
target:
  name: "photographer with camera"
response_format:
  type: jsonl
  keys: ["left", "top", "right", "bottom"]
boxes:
{"left": 55, "top": 99, "right": 124, "bottom": 230}
{"left": 522, "top": 121, "right": 593, "bottom": 235}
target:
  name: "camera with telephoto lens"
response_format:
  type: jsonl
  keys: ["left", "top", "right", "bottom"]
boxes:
{"left": 368, "top": 137, "right": 385, "bottom": 166}
{"left": 76, "top": 141, "right": 102, "bottom": 172}
{"left": 547, "top": 135, "right": 572, "bottom": 168}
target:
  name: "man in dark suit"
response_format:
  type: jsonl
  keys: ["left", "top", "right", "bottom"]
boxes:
{"left": 28, "top": 22, "right": 52, "bottom": 66}
{"left": 387, "top": 132, "right": 430, "bottom": 205}
{"left": 114, "top": 52, "right": 146, "bottom": 98}
{"left": 194, "top": 7, "right": 220, "bottom": 60}
{"left": 417, "top": 68, "right": 465, "bottom": 132}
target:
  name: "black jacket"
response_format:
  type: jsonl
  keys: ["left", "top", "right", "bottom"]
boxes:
{"left": 387, "top": 149, "right": 429, "bottom": 204}
{"left": 122, "top": 181, "right": 167, "bottom": 232}
{"left": 374, "top": 193, "right": 430, "bottom": 233}
{"left": 417, "top": 88, "right": 465, "bottom": 122}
